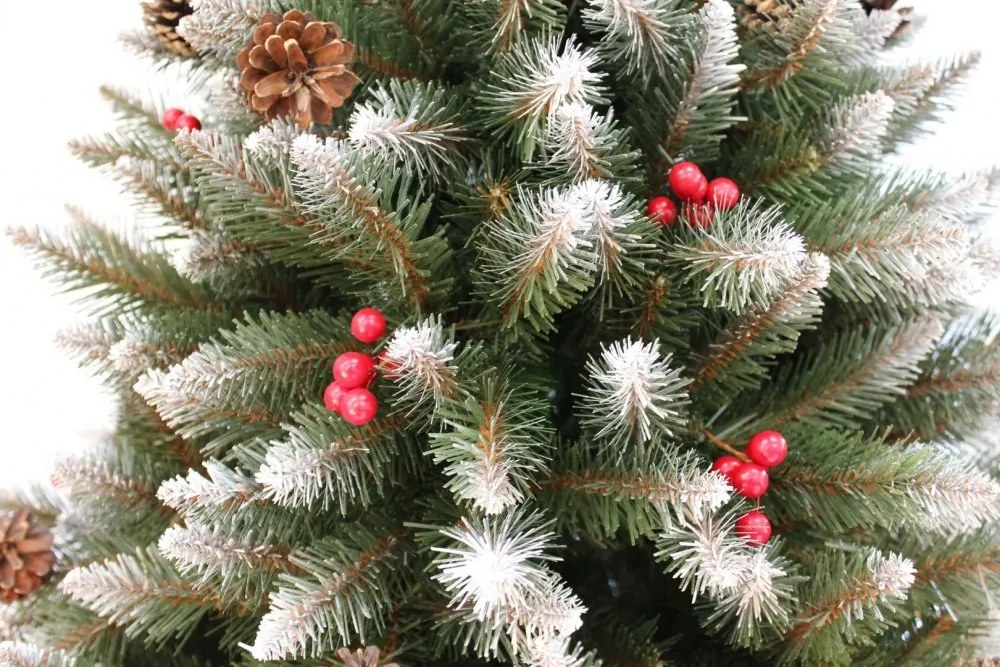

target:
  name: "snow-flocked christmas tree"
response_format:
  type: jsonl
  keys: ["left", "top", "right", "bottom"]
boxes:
{"left": 3, "top": 0, "right": 1000, "bottom": 665}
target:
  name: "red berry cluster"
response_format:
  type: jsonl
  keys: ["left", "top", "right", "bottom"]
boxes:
{"left": 161, "top": 107, "right": 202, "bottom": 132}
{"left": 646, "top": 161, "right": 741, "bottom": 229}
{"left": 710, "top": 430, "right": 788, "bottom": 547}
{"left": 323, "top": 308, "right": 388, "bottom": 427}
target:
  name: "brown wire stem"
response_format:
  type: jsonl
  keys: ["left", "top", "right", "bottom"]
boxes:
{"left": 701, "top": 427, "right": 750, "bottom": 462}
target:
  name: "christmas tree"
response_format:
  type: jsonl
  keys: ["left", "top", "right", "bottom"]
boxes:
{"left": 3, "top": 0, "right": 1000, "bottom": 664}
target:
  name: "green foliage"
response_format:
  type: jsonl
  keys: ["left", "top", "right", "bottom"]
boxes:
{"left": 250, "top": 523, "right": 415, "bottom": 660}
{"left": 776, "top": 548, "right": 915, "bottom": 665}
{"left": 137, "top": 310, "right": 354, "bottom": 456}
{"left": 739, "top": 317, "right": 943, "bottom": 432}
{"left": 878, "top": 311, "right": 1000, "bottom": 442}
{"left": 9, "top": 214, "right": 224, "bottom": 318}
{"left": 59, "top": 547, "right": 247, "bottom": 649}
{"left": 11, "top": 0, "right": 1000, "bottom": 664}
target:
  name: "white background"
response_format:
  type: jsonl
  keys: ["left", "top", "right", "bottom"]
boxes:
{"left": 0, "top": 1, "right": 997, "bottom": 488}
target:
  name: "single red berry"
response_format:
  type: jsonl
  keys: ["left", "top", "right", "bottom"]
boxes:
{"left": 745, "top": 430, "right": 788, "bottom": 468}
{"left": 735, "top": 510, "right": 772, "bottom": 547}
{"left": 323, "top": 381, "right": 345, "bottom": 413}
{"left": 175, "top": 114, "right": 202, "bottom": 132}
{"left": 333, "top": 352, "right": 376, "bottom": 390}
{"left": 161, "top": 108, "right": 185, "bottom": 131}
{"left": 683, "top": 202, "right": 715, "bottom": 229}
{"left": 669, "top": 161, "right": 708, "bottom": 203}
{"left": 351, "top": 308, "right": 387, "bottom": 344}
{"left": 706, "top": 177, "right": 740, "bottom": 210}
{"left": 341, "top": 388, "right": 378, "bottom": 426}
{"left": 646, "top": 196, "right": 678, "bottom": 227}
{"left": 731, "top": 463, "right": 769, "bottom": 499}
{"left": 711, "top": 456, "right": 742, "bottom": 484}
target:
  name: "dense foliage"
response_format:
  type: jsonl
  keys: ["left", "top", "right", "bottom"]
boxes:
{"left": 3, "top": 0, "right": 999, "bottom": 665}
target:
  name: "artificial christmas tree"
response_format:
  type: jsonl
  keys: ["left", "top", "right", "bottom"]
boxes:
{"left": 2, "top": 0, "right": 999, "bottom": 665}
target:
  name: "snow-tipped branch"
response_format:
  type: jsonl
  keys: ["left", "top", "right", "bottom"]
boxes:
{"left": 478, "top": 184, "right": 597, "bottom": 331}
{"left": 289, "top": 133, "right": 443, "bottom": 308}
{"left": 381, "top": 316, "right": 463, "bottom": 415}
{"left": 818, "top": 91, "right": 895, "bottom": 178}
{"left": 60, "top": 547, "right": 246, "bottom": 647}
{"left": 7, "top": 221, "right": 223, "bottom": 317}
{"left": 255, "top": 406, "right": 417, "bottom": 513}
{"left": 661, "top": 0, "right": 744, "bottom": 161}
{"left": 770, "top": 427, "right": 1000, "bottom": 536}
{"left": 249, "top": 526, "right": 411, "bottom": 660}
{"left": 583, "top": 0, "right": 684, "bottom": 82}
{"left": 544, "top": 104, "right": 636, "bottom": 182}
{"left": 692, "top": 253, "right": 830, "bottom": 397}
{"left": 135, "top": 310, "right": 352, "bottom": 456}
{"left": 348, "top": 80, "right": 467, "bottom": 183}
{"left": 779, "top": 549, "right": 915, "bottom": 665}
{"left": 478, "top": 36, "right": 606, "bottom": 161}
{"left": 669, "top": 201, "right": 807, "bottom": 313}
{"left": 578, "top": 337, "right": 691, "bottom": 448}
{"left": 813, "top": 206, "right": 971, "bottom": 307}
{"left": 431, "top": 509, "right": 586, "bottom": 655}
{"left": 430, "top": 375, "right": 552, "bottom": 515}
{"left": 655, "top": 509, "right": 795, "bottom": 649}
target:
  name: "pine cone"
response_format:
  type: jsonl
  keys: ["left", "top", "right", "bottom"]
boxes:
{"left": 142, "top": 0, "right": 195, "bottom": 56}
{"left": 861, "top": 0, "right": 899, "bottom": 11}
{"left": 737, "top": 0, "right": 799, "bottom": 30}
{"left": 0, "top": 510, "right": 55, "bottom": 603}
{"left": 336, "top": 646, "right": 399, "bottom": 667}
{"left": 237, "top": 10, "right": 361, "bottom": 129}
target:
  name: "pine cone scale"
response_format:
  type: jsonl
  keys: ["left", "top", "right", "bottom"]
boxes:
{"left": 256, "top": 71, "right": 299, "bottom": 99}
{"left": 0, "top": 511, "right": 54, "bottom": 603}
{"left": 23, "top": 552, "right": 55, "bottom": 576}
{"left": 311, "top": 97, "right": 334, "bottom": 125}
{"left": 248, "top": 46, "right": 278, "bottom": 73}
{"left": 277, "top": 21, "right": 305, "bottom": 41}
{"left": 265, "top": 36, "right": 290, "bottom": 68}
{"left": 287, "top": 42, "right": 309, "bottom": 71}
{"left": 299, "top": 23, "right": 327, "bottom": 51}
{"left": 142, "top": 0, "right": 194, "bottom": 56}
{"left": 314, "top": 41, "right": 354, "bottom": 67}
{"left": 238, "top": 10, "right": 360, "bottom": 128}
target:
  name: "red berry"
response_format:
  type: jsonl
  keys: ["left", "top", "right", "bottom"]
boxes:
{"left": 711, "top": 456, "right": 742, "bottom": 484}
{"left": 341, "top": 388, "right": 378, "bottom": 425}
{"left": 175, "top": 114, "right": 202, "bottom": 132}
{"left": 683, "top": 202, "right": 715, "bottom": 229}
{"left": 161, "top": 107, "right": 185, "bottom": 131}
{"left": 333, "top": 352, "right": 376, "bottom": 390}
{"left": 706, "top": 177, "right": 740, "bottom": 210}
{"left": 351, "top": 308, "right": 387, "bottom": 344}
{"left": 646, "top": 196, "right": 678, "bottom": 227}
{"left": 668, "top": 161, "right": 708, "bottom": 203}
{"left": 731, "top": 463, "right": 769, "bottom": 499}
{"left": 745, "top": 430, "right": 788, "bottom": 468}
{"left": 323, "top": 381, "right": 345, "bottom": 413}
{"left": 735, "top": 510, "right": 772, "bottom": 547}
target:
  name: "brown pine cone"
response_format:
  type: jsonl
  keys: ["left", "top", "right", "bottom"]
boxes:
{"left": 337, "top": 646, "right": 399, "bottom": 667}
{"left": 142, "top": 0, "right": 195, "bottom": 56}
{"left": 237, "top": 10, "right": 361, "bottom": 129}
{"left": 737, "top": 0, "right": 799, "bottom": 30}
{"left": 0, "top": 510, "right": 55, "bottom": 603}
{"left": 861, "top": 0, "right": 899, "bottom": 11}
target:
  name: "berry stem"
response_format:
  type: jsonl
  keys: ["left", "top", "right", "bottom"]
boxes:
{"left": 701, "top": 427, "right": 750, "bottom": 462}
